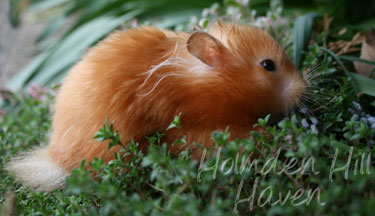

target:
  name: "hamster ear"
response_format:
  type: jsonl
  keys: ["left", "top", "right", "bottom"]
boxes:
{"left": 187, "top": 31, "right": 226, "bottom": 67}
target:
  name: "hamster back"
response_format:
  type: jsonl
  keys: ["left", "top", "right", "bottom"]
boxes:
{"left": 6, "top": 23, "right": 305, "bottom": 191}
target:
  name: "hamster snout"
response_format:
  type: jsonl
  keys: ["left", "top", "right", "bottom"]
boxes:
{"left": 280, "top": 74, "right": 306, "bottom": 112}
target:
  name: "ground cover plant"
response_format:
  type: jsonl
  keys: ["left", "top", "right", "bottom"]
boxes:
{"left": 1, "top": 0, "right": 375, "bottom": 215}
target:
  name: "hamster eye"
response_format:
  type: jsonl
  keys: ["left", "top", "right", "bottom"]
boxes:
{"left": 261, "top": 59, "right": 276, "bottom": 72}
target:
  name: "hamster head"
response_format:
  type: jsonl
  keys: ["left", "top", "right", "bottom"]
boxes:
{"left": 187, "top": 23, "right": 306, "bottom": 118}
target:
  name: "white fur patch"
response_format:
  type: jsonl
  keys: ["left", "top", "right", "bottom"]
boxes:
{"left": 6, "top": 149, "right": 68, "bottom": 191}
{"left": 137, "top": 45, "right": 213, "bottom": 96}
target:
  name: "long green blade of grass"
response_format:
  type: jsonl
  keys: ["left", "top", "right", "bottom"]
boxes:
{"left": 293, "top": 12, "right": 319, "bottom": 70}
{"left": 6, "top": 53, "right": 49, "bottom": 91}
{"left": 321, "top": 47, "right": 375, "bottom": 97}
{"left": 6, "top": 0, "right": 220, "bottom": 89}
{"left": 6, "top": 10, "right": 144, "bottom": 89}
{"left": 338, "top": 55, "right": 375, "bottom": 66}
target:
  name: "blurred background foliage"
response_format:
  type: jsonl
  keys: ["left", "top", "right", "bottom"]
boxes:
{"left": 5, "top": 0, "right": 375, "bottom": 91}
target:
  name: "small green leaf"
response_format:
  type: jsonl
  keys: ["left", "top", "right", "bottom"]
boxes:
{"left": 253, "top": 114, "right": 271, "bottom": 127}
{"left": 167, "top": 113, "right": 182, "bottom": 130}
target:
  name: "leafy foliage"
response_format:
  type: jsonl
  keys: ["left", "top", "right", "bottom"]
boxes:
{"left": 1, "top": 0, "right": 375, "bottom": 215}
{"left": 7, "top": 0, "right": 375, "bottom": 96}
{"left": 1, "top": 83, "right": 375, "bottom": 215}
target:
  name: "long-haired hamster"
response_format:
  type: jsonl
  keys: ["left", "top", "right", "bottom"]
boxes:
{"left": 6, "top": 22, "right": 305, "bottom": 191}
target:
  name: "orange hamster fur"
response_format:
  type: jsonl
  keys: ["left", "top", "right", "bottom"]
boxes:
{"left": 6, "top": 22, "right": 305, "bottom": 191}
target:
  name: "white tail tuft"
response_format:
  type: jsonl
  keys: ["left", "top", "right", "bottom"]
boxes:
{"left": 5, "top": 148, "right": 68, "bottom": 191}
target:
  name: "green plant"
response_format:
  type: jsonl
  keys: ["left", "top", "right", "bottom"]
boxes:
{"left": 2, "top": 0, "right": 375, "bottom": 215}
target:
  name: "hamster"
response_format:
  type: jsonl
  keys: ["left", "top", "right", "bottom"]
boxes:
{"left": 6, "top": 22, "right": 305, "bottom": 191}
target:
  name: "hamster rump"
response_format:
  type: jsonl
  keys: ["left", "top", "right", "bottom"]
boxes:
{"left": 6, "top": 23, "right": 305, "bottom": 191}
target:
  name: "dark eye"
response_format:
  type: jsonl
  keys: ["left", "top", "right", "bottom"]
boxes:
{"left": 261, "top": 59, "right": 276, "bottom": 72}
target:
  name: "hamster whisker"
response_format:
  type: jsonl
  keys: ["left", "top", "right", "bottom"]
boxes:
{"left": 300, "top": 94, "right": 319, "bottom": 105}
{"left": 303, "top": 63, "right": 327, "bottom": 77}
{"left": 306, "top": 75, "right": 334, "bottom": 85}
{"left": 298, "top": 93, "right": 318, "bottom": 107}
{"left": 301, "top": 98, "right": 321, "bottom": 111}
{"left": 305, "top": 74, "right": 330, "bottom": 84}
{"left": 297, "top": 100, "right": 313, "bottom": 117}
{"left": 300, "top": 90, "right": 326, "bottom": 106}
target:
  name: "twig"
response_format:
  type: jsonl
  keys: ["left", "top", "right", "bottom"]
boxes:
{"left": 283, "top": 170, "right": 304, "bottom": 189}
{"left": 136, "top": 188, "right": 147, "bottom": 201}
{"left": 311, "top": 95, "right": 338, "bottom": 113}
{"left": 147, "top": 183, "right": 165, "bottom": 193}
